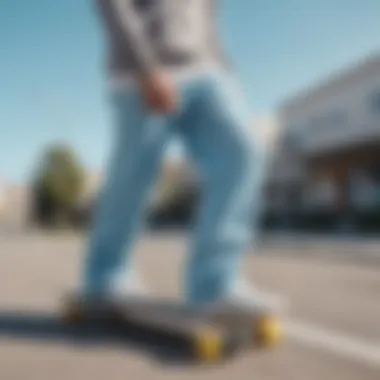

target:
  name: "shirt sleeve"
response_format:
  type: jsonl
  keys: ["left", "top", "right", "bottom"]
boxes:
{"left": 97, "top": 0, "right": 157, "bottom": 74}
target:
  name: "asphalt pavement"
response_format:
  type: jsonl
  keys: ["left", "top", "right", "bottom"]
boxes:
{"left": 0, "top": 232, "right": 379, "bottom": 380}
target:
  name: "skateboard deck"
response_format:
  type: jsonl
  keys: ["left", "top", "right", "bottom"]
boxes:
{"left": 62, "top": 295, "right": 283, "bottom": 363}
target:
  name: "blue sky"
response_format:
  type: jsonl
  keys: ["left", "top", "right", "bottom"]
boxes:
{"left": 1, "top": 0, "right": 380, "bottom": 183}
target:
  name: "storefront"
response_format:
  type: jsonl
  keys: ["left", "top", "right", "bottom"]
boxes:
{"left": 273, "top": 54, "right": 380, "bottom": 231}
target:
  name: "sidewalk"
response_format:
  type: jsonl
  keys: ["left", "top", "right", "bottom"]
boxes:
{"left": 259, "top": 231, "right": 380, "bottom": 246}
{"left": 257, "top": 232, "right": 380, "bottom": 265}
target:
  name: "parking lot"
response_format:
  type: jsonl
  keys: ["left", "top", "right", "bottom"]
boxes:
{"left": 0, "top": 232, "right": 379, "bottom": 380}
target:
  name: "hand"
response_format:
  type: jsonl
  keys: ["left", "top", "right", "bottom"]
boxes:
{"left": 139, "top": 71, "right": 178, "bottom": 114}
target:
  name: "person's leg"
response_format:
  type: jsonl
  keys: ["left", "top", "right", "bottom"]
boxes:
{"left": 81, "top": 88, "right": 172, "bottom": 298}
{"left": 178, "top": 70, "right": 268, "bottom": 306}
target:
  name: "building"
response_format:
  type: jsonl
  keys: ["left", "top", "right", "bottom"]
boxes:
{"left": 0, "top": 182, "right": 31, "bottom": 228}
{"left": 0, "top": 182, "right": 6, "bottom": 214}
{"left": 269, "top": 53, "right": 380, "bottom": 229}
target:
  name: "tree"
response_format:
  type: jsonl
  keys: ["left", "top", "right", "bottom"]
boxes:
{"left": 31, "top": 143, "right": 85, "bottom": 227}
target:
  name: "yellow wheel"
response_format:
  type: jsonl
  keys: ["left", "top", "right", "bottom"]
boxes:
{"left": 193, "top": 327, "right": 224, "bottom": 362}
{"left": 256, "top": 315, "right": 283, "bottom": 347}
{"left": 62, "top": 298, "right": 84, "bottom": 324}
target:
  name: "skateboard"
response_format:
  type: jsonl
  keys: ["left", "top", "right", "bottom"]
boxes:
{"left": 61, "top": 295, "right": 283, "bottom": 363}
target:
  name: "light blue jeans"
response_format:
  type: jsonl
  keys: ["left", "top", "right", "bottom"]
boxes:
{"left": 81, "top": 69, "right": 267, "bottom": 306}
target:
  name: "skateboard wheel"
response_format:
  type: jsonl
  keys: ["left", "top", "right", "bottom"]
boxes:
{"left": 256, "top": 315, "right": 283, "bottom": 347}
{"left": 62, "top": 299, "right": 84, "bottom": 324}
{"left": 193, "top": 328, "right": 224, "bottom": 362}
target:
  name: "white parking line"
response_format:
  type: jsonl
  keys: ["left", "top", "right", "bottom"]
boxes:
{"left": 286, "top": 320, "right": 380, "bottom": 369}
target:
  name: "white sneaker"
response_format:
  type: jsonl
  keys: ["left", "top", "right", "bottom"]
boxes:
{"left": 76, "top": 272, "right": 150, "bottom": 305}
{"left": 203, "top": 279, "right": 288, "bottom": 318}
{"left": 110, "top": 271, "right": 152, "bottom": 302}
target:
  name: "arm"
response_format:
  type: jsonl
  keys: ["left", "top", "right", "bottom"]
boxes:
{"left": 97, "top": 0, "right": 157, "bottom": 75}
